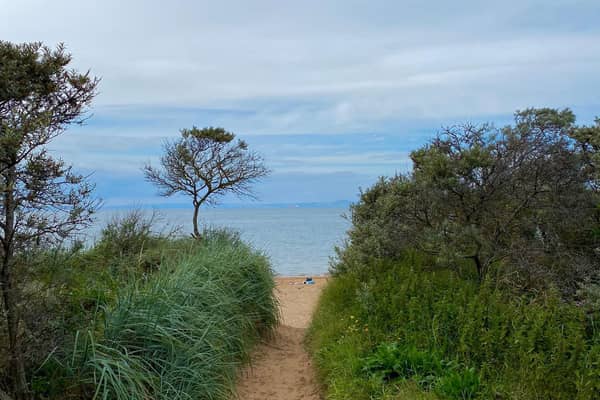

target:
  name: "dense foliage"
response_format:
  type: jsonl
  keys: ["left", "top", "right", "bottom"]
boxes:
{"left": 1, "top": 40, "right": 274, "bottom": 399}
{"left": 1, "top": 214, "right": 278, "bottom": 399}
{"left": 0, "top": 41, "right": 99, "bottom": 399}
{"left": 337, "top": 108, "right": 600, "bottom": 298}
{"left": 311, "top": 108, "right": 600, "bottom": 399}
{"left": 308, "top": 255, "right": 600, "bottom": 399}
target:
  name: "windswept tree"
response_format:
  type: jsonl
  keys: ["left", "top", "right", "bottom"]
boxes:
{"left": 343, "top": 108, "right": 600, "bottom": 292}
{"left": 143, "top": 127, "right": 269, "bottom": 238}
{"left": 0, "top": 42, "right": 99, "bottom": 400}
{"left": 408, "top": 108, "right": 594, "bottom": 282}
{"left": 571, "top": 117, "right": 600, "bottom": 187}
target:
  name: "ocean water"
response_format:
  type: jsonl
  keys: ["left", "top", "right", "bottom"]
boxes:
{"left": 90, "top": 207, "right": 351, "bottom": 276}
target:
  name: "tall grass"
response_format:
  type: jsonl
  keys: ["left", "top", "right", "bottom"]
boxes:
{"left": 308, "top": 254, "right": 600, "bottom": 399}
{"left": 39, "top": 230, "right": 278, "bottom": 399}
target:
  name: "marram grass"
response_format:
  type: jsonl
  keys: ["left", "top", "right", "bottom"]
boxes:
{"left": 70, "top": 231, "right": 278, "bottom": 400}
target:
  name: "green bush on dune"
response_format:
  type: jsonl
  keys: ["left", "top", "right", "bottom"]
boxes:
{"left": 27, "top": 220, "right": 278, "bottom": 399}
{"left": 308, "top": 108, "right": 600, "bottom": 400}
{"left": 308, "top": 256, "right": 600, "bottom": 399}
{"left": 74, "top": 232, "right": 277, "bottom": 400}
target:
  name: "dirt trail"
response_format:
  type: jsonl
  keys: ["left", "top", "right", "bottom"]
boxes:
{"left": 236, "top": 276, "right": 327, "bottom": 400}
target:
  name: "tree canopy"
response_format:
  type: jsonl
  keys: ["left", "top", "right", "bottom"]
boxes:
{"left": 0, "top": 41, "right": 99, "bottom": 400}
{"left": 143, "top": 126, "right": 269, "bottom": 238}
{"left": 341, "top": 108, "right": 600, "bottom": 295}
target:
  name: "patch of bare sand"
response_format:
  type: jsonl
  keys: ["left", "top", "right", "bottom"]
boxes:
{"left": 236, "top": 276, "right": 328, "bottom": 400}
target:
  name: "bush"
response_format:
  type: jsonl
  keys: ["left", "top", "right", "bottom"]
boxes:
{"left": 91, "top": 210, "right": 183, "bottom": 275}
{"left": 308, "top": 256, "right": 600, "bottom": 399}
{"left": 30, "top": 229, "right": 278, "bottom": 399}
{"left": 363, "top": 344, "right": 443, "bottom": 385}
{"left": 434, "top": 367, "right": 480, "bottom": 400}
{"left": 362, "top": 343, "right": 481, "bottom": 398}
{"left": 96, "top": 209, "right": 157, "bottom": 257}
{"left": 336, "top": 109, "right": 600, "bottom": 296}
{"left": 3, "top": 212, "right": 193, "bottom": 396}
{"left": 312, "top": 108, "right": 600, "bottom": 399}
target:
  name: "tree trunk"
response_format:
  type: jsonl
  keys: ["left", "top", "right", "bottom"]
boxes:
{"left": 472, "top": 254, "right": 484, "bottom": 283}
{"left": 0, "top": 165, "right": 31, "bottom": 400}
{"left": 0, "top": 268, "right": 29, "bottom": 400}
{"left": 192, "top": 202, "right": 201, "bottom": 239}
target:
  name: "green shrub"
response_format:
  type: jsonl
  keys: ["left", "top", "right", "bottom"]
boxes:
{"left": 308, "top": 256, "right": 600, "bottom": 400}
{"left": 435, "top": 367, "right": 480, "bottom": 400}
{"left": 337, "top": 109, "right": 600, "bottom": 296}
{"left": 95, "top": 209, "right": 159, "bottom": 258}
{"left": 31, "top": 230, "right": 278, "bottom": 399}
{"left": 363, "top": 343, "right": 480, "bottom": 397}
{"left": 91, "top": 210, "right": 184, "bottom": 276}
{"left": 363, "top": 344, "right": 442, "bottom": 385}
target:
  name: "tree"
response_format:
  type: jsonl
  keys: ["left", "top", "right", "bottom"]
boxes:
{"left": 342, "top": 108, "right": 600, "bottom": 292}
{"left": 407, "top": 109, "right": 587, "bottom": 280}
{"left": 143, "top": 127, "right": 269, "bottom": 238}
{"left": 571, "top": 117, "right": 600, "bottom": 188}
{"left": 0, "top": 42, "right": 99, "bottom": 400}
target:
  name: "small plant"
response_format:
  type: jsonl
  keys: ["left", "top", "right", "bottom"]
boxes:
{"left": 435, "top": 367, "right": 480, "bottom": 399}
{"left": 363, "top": 342, "right": 479, "bottom": 397}
{"left": 577, "top": 282, "right": 600, "bottom": 314}
{"left": 362, "top": 342, "right": 404, "bottom": 381}
{"left": 95, "top": 209, "right": 159, "bottom": 258}
{"left": 363, "top": 343, "right": 442, "bottom": 383}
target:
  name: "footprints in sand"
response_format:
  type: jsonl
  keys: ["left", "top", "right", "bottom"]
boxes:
{"left": 237, "top": 326, "right": 320, "bottom": 400}
{"left": 236, "top": 277, "right": 326, "bottom": 400}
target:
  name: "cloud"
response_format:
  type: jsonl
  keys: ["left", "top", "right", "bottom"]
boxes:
{"left": 3, "top": 0, "right": 599, "bottom": 205}
{"left": 3, "top": 1, "right": 599, "bottom": 118}
{"left": 52, "top": 128, "right": 415, "bottom": 175}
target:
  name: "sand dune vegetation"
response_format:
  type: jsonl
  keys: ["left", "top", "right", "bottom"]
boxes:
{"left": 308, "top": 109, "right": 600, "bottom": 399}
{"left": 2, "top": 20, "right": 600, "bottom": 400}
{"left": 0, "top": 42, "right": 276, "bottom": 400}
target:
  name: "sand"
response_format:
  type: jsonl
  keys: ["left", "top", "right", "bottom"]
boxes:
{"left": 236, "top": 276, "right": 327, "bottom": 400}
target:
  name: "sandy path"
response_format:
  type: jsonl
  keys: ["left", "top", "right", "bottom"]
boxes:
{"left": 236, "top": 276, "right": 327, "bottom": 400}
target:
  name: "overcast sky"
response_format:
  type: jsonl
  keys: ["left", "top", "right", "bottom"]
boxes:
{"left": 2, "top": 0, "right": 599, "bottom": 206}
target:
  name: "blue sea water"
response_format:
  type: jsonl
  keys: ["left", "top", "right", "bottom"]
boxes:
{"left": 90, "top": 207, "right": 351, "bottom": 276}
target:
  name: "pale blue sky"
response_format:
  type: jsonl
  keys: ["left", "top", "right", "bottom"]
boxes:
{"left": 2, "top": 0, "right": 599, "bottom": 207}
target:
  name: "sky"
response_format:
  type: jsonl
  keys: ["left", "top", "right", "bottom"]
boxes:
{"left": 2, "top": 0, "right": 599, "bottom": 207}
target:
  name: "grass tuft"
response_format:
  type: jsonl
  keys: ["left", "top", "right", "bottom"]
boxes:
{"left": 48, "top": 229, "right": 278, "bottom": 399}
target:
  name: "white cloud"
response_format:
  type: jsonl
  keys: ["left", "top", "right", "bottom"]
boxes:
{"left": 2, "top": 0, "right": 598, "bottom": 131}
{"left": 3, "top": 0, "right": 599, "bottom": 204}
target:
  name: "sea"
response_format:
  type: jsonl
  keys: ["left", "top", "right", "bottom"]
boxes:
{"left": 88, "top": 207, "right": 351, "bottom": 276}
